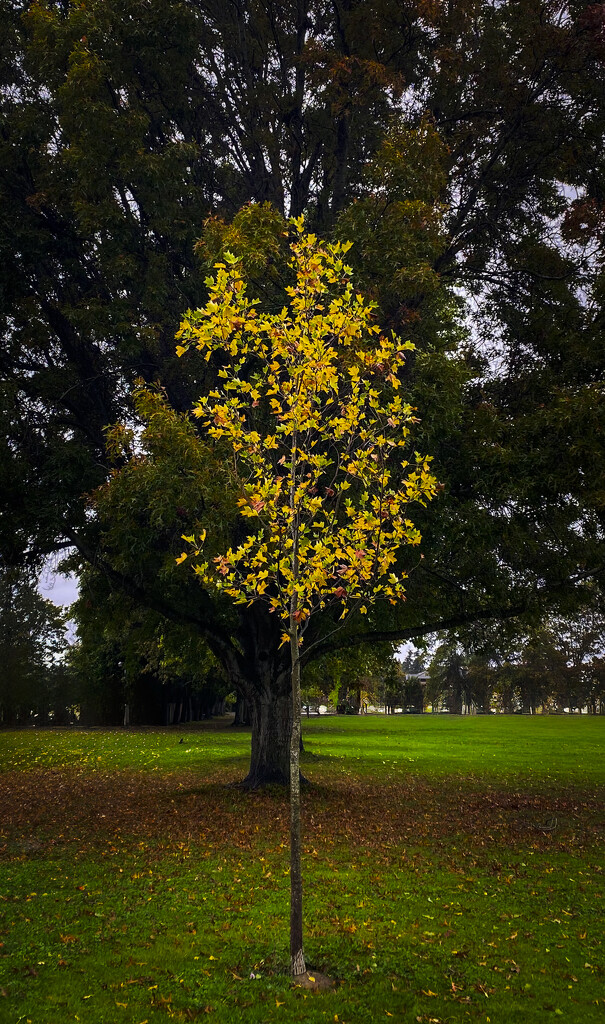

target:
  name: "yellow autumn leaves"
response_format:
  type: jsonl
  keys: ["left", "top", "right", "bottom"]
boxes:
{"left": 176, "top": 221, "right": 437, "bottom": 633}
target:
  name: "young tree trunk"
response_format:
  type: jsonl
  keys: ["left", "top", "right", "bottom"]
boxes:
{"left": 289, "top": 624, "right": 306, "bottom": 977}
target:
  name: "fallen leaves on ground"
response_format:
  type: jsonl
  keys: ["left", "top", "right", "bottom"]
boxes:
{"left": 0, "top": 766, "right": 602, "bottom": 859}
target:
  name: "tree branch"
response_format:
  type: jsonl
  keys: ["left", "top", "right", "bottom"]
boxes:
{"left": 302, "top": 601, "right": 530, "bottom": 665}
{"left": 65, "top": 526, "right": 245, "bottom": 673}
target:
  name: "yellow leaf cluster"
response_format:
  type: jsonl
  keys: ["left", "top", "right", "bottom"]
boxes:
{"left": 177, "top": 221, "right": 437, "bottom": 633}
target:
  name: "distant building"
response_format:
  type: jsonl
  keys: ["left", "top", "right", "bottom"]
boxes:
{"left": 405, "top": 671, "right": 429, "bottom": 685}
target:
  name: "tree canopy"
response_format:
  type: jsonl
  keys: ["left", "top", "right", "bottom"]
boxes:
{"left": 1, "top": 0, "right": 604, "bottom": 753}
{"left": 0, "top": 565, "right": 70, "bottom": 725}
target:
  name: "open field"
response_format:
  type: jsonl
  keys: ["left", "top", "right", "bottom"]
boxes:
{"left": 1, "top": 716, "right": 604, "bottom": 1023}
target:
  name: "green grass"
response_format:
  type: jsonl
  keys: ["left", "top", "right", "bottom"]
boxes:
{"left": 1, "top": 713, "right": 602, "bottom": 782}
{"left": 1, "top": 715, "right": 604, "bottom": 1023}
{"left": 306, "top": 713, "right": 605, "bottom": 784}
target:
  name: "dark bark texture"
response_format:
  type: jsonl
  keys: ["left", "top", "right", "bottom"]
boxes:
{"left": 243, "top": 686, "right": 293, "bottom": 788}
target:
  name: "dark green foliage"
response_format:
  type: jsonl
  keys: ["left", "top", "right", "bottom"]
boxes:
{"left": 0, "top": 566, "right": 70, "bottom": 725}
{"left": 65, "top": 389, "right": 235, "bottom": 725}
{"left": 2, "top": 0, "right": 605, "bottom": 772}
{"left": 69, "top": 575, "right": 231, "bottom": 727}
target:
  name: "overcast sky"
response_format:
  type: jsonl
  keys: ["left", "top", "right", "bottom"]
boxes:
{"left": 38, "top": 569, "right": 78, "bottom": 609}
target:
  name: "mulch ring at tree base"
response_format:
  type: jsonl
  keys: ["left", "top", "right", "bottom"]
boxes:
{"left": 0, "top": 768, "right": 602, "bottom": 857}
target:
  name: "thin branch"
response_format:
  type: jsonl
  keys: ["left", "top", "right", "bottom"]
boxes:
{"left": 302, "top": 601, "right": 531, "bottom": 665}
{"left": 65, "top": 527, "right": 244, "bottom": 671}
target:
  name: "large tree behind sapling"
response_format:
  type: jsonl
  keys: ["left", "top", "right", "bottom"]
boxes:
{"left": 176, "top": 225, "right": 437, "bottom": 976}
{"left": 3, "top": 1, "right": 605, "bottom": 775}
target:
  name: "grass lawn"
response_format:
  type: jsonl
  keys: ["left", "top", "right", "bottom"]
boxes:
{"left": 0, "top": 715, "right": 603, "bottom": 1023}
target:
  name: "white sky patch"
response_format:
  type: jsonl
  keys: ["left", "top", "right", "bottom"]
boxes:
{"left": 38, "top": 569, "right": 78, "bottom": 608}
{"left": 38, "top": 558, "right": 78, "bottom": 644}
{"left": 37, "top": 565, "right": 77, "bottom": 646}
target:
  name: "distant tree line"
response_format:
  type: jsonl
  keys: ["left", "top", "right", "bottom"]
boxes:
{"left": 427, "top": 622, "right": 605, "bottom": 715}
{"left": 0, "top": 567, "right": 71, "bottom": 726}
{"left": 302, "top": 633, "right": 605, "bottom": 716}
{"left": 0, "top": 566, "right": 232, "bottom": 727}
{"left": 2, "top": 568, "right": 603, "bottom": 725}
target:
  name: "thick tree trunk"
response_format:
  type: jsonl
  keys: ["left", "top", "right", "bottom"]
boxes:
{"left": 240, "top": 687, "right": 292, "bottom": 788}
{"left": 217, "top": 602, "right": 295, "bottom": 786}
{"left": 217, "top": 604, "right": 308, "bottom": 787}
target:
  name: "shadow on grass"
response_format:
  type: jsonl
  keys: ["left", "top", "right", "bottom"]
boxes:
{"left": 301, "top": 749, "right": 334, "bottom": 763}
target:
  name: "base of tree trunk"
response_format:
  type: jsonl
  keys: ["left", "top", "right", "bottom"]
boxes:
{"left": 292, "top": 970, "right": 335, "bottom": 992}
{"left": 235, "top": 768, "right": 310, "bottom": 790}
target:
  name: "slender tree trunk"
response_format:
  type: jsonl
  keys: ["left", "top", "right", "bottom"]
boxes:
{"left": 232, "top": 695, "right": 250, "bottom": 726}
{"left": 287, "top": 411, "right": 305, "bottom": 976}
{"left": 289, "top": 622, "right": 306, "bottom": 977}
{"left": 449, "top": 681, "right": 463, "bottom": 715}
